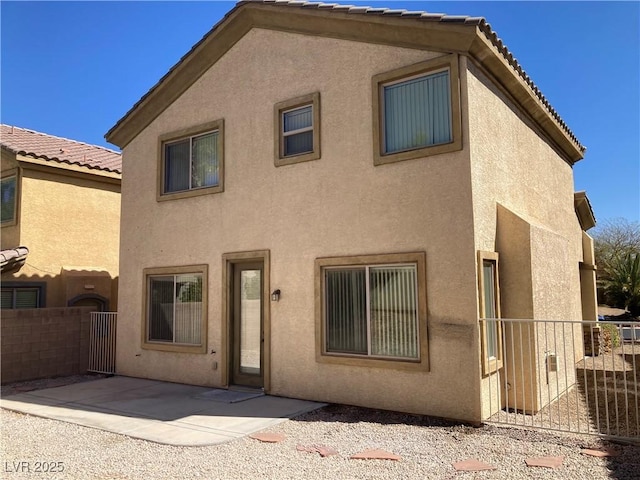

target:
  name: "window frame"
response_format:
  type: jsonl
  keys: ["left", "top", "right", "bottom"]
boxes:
{"left": 0, "top": 282, "right": 46, "bottom": 309}
{"left": 1, "top": 169, "right": 19, "bottom": 227}
{"left": 477, "top": 251, "right": 503, "bottom": 376}
{"left": 372, "top": 54, "right": 462, "bottom": 166}
{"left": 274, "top": 92, "right": 321, "bottom": 166}
{"left": 157, "top": 120, "right": 224, "bottom": 201}
{"left": 141, "top": 265, "right": 208, "bottom": 354}
{"left": 315, "top": 252, "right": 429, "bottom": 372}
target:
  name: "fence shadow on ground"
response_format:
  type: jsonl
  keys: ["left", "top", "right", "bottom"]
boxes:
{"left": 576, "top": 348, "right": 639, "bottom": 439}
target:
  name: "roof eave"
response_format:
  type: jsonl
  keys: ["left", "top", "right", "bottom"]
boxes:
{"left": 106, "top": 1, "right": 584, "bottom": 164}
{"left": 15, "top": 153, "right": 122, "bottom": 182}
{"left": 574, "top": 191, "right": 597, "bottom": 231}
{"left": 105, "top": 3, "right": 477, "bottom": 148}
{"left": 469, "top": 30, "right": 584, "bottom": 165}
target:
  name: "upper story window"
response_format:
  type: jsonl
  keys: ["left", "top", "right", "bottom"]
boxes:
{"left": 372, "top": 54, "right": 462, "bottom": 165}
{"left": 274, "top": 92, "right": 320, "bottom": 166}
{"left": 1, "top": 173, "right": 17, "bottom": 225}
{"left": 158, "top": 119, "right": 224, "bottom": 201}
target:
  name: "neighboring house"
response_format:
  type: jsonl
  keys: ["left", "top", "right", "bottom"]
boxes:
{"left": 1, "top": 125, "right": 121, "bottom": 311}
{"left": 105, "top": 1, "right": 597, "bottom": 423}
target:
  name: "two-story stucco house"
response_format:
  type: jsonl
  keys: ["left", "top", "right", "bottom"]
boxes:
{"left": 1, "top": 125, "right": 121, "bottom": 311}
{"left": 105, "top": 1, "right": 597, "bottom": 423}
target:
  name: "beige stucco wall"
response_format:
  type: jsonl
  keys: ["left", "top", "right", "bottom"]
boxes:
{"left": 1, "top": 164, "right": 120, "bottom": 308}
{"left": 466, "top": 61, "right": 585, "bottom": 418}
{"left": 117, "top": 28, "right": 483, "bottom": 421}
{"left": 1, "top": 152, "right": 21, "bottom": 249}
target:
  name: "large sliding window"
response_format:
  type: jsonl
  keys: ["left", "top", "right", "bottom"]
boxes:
{"left": 158, "top": 120, "right": 224, "bottom": 201}
{"left": 316, "top": 252, "right": 428, "bottom": 370}
{"left": 143, "top": 265, "right": 207, "bottom": 353}
{"left": 325, "top": 265, "right": 418, "bottom": 359}
{"left": 372, "top": 54, "right": 461, "bottom": 165}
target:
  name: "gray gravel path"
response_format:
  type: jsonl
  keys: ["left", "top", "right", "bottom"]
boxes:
{"left": 1, "top": 377, "right": 639, "bottom": 479}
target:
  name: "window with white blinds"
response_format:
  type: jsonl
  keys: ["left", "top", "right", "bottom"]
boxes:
{"left": 164, "top": 131, "right": 219, "bottom": 194}
{"left": 148, "top": 274, "right": 203, "bottom": 345}
{"left": 159, "top": 119, "right": 224, "bottom": 199}
{"left": 143, "top": 265, "right": 207, "bottom": 353}
{"left": 372, "top": 54, "right": 461, "bottom": 166}
{"left": 324, "top": 264, "right": 419, "bottom": 360}
{"left": 282, "top": 105, "right": 314, "bottom": 157}
{"left": 275, "top": 92, "right": 320, "bottom": 166}
{"left": 382, "top": 70, "right": 452, "bottom": 154}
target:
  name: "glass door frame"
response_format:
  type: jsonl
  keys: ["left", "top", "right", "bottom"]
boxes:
{"left": 221, "top": 250, "right": 271, "bottom": 392}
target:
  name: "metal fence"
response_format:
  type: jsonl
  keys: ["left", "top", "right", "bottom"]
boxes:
{"left": 88, "top": 312, "right": 117, "bottom": 374}
{"left": 485, "top": 318, "right": 639, "bottom": 442}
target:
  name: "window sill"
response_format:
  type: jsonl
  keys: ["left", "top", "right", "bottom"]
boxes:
{"left": 374, "top": 138, "right": 462, "bottom": 166}
{"left": 142, "top": 342, "right": 207, "bottom": 354}
{"left": 157, "top": 184, "right": 224, "bottom": 202}
{"left": 316, "top": 351, "right": 428, "bottom": 372}
{"left": 275, "top": 150, "right": 320, "bottom": 167}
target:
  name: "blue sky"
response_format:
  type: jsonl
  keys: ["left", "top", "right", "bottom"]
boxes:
{"left": 1, "top": 1, "right": 638, "bottom": 223}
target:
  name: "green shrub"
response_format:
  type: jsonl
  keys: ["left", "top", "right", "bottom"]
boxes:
{"left": 600, "top": 322, "right": 621, "bottom": 350}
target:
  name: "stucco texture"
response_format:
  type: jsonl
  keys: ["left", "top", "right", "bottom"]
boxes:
{"left": 1, "top": 162, "right": 120, "bottom": 308}
{"left": 467, "top": 61, "right": 585, "bottom": 418}
{"left": 117, "top": 29, "right": 482, "bottom": 421}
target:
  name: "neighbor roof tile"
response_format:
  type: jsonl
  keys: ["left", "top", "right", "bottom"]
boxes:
{"left": 1, "top": 124, "right": 122, "bottom": 174}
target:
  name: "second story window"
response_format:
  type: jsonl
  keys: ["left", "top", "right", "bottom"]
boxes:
{"left": 275, "top": 92, "right": 320, "bottom": 166}
{"left": 282, "top": 105, "right": 314, "bottom": 157}
{"left": 1, "top": 173, "right": 17, "bottom": 225}
{"left": 372, "top": 54, "right": 462, "bottom": 165}
{"left": 382, "top": 70, "right": 452, "bottom": 154}
{"left": 158, "top": 119, "right": 224, "bottom": 200}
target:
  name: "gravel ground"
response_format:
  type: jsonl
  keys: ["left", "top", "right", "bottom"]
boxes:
{"left": 2, "top": 376, "right": 640, "bottom": 479}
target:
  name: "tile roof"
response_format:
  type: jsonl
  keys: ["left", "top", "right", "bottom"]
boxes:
{"left": 106, "top": 0, "right": 585, "bottom": 159}
{"left": 244, "top": 1, "right": 583, "bottom": 153}
{"left": 1, "top": 124, "right": 122, "bottom": 174}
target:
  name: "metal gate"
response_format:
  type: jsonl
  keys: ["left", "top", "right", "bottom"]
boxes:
{"left": 88, "top": 312, "right": 117, "bottom": 374}
{"left": 485, "top": 318, "right": 639, "bottom": 442}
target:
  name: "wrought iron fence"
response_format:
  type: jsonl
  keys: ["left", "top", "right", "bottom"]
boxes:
{"left": 484, "top": 318, "right": 639, "bottom": 442}
{"left": 88, "top": 312, "right": 117, "bottom": 374}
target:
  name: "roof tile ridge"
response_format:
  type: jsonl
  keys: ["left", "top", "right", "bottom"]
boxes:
{"left": 1, "top": 124, "right": 121, "bottom": 156}
{"left": 476, "top": 22, "right": 584, "bottom": 152}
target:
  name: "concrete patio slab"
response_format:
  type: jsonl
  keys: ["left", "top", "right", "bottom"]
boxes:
{"left": 0, "top": 376, "right": 325, "bottom": 446}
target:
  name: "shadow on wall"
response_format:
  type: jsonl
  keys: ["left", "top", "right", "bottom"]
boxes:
{"left": 1, "top": 270, "right": 118, "bottom": 311}
{"left": 0, "top": 306, "right": 95, "bottom": 383}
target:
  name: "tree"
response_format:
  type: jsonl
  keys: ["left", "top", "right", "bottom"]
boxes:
{"left": 592, "top": 218, "right": 640, "bottom": 274}
{"left": 601, "top": 253, "right": 640, "bottom": 316}
{"left": 592, "top": 218, "right": 640, "bottom": 314}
